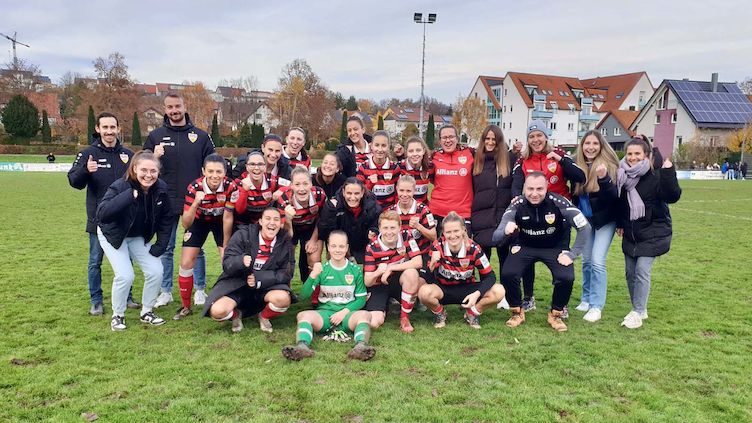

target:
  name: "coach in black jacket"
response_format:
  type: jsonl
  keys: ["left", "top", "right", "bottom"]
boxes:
{"left": 143, "top": 93, "right": 215, "bottom": 305}
{"left": 68, "top": 113, "right": 135, "bottom": 315}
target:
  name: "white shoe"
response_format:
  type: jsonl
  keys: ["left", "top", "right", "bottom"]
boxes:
{"left": 154, "top": 292, "right": 173, "bottom": 308}
{"left": 194, "top": 289, "right": 207, "bottom": 306}
{"left": 583, "top": 308, "right": 602, "bottom": 322}
{"left": 639, "top": 311, "right": 648, "bottom": 320}
{"left": 621, "top": 311, "right": 643, "bottom": 329}
{"left": 497, "top": 297, "right": 510, "bottom": 310}
{"left": 575, "top": 301, "right": 590, "bottom": 312}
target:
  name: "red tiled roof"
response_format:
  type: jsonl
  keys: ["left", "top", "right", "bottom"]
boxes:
{"left": 478, "top": 75, "right": 504, "bottom": 110}
{"left": 507, "top": 72, "right": 584, "bottom": 111}
{"left": 26, "top": 92, "right": 61, "bottom": 121}
{"left": 597, "top": 110, "right": 639, "bottom": 137}
{"left": 135, "top": 83, "right": 157, "bottom": 95}
{"left": 580, "top": 72, "right": 650, "bottom": 112}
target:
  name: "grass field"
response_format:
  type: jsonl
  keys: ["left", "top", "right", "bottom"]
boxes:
{"left": 1, "top": 173, "right": 750, "bottom": 422}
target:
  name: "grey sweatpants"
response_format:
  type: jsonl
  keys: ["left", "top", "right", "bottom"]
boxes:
{"left": 624, "top": 255, "right": 655, "bottom": 314}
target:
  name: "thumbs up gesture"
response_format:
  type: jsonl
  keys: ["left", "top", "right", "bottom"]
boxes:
{"left": 86, "top": 155, "right": 98, "bottom": 173}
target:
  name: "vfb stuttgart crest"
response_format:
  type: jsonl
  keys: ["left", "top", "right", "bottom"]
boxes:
{"left": 511, "top": 246, "right": 521, "bottom": 254}
{"left": 345, "top": 274, "right": 354, "bottom": 285}
{"left": 119, "top": 153, "right": 129, "bottom": 164}
{"left": 383, "top": 173, "right": 393, "bottom": 180}
{"left": 460, "top": 258, "right": 470, "bottom": 267}
{"left": 545, "top": 213, "right": 556, "bottom": 224}
{"left": 547, "top": 162, "right": 557, "bottom": 173}
{"left": 188, "top": 132, "right": 198, "bottom": 143}
{"left": 217, "top": 194, "right": 226, "bottom": 203}
{"left": 458, "top": 156, "right": 467, "bottom": 164}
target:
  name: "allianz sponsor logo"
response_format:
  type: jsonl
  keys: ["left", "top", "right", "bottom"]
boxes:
{"left": 319, "top": 285, "right": 355, "bottom": 303}
{"left": 437, "top": 266, "right": 473, "bottom": 280}
{"left": 435, "top": 169, "right": 459, "bottom": 176}
{"left": 521, "top": 227, "right": 555, "bottom": 236}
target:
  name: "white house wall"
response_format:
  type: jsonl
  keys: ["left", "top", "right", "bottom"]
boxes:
{"left": 621, "top": 74, "right": 654, "bottom": 111}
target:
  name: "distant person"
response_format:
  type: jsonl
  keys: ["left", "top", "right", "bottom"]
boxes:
{"left": 392, "top": 141, "right": 406, "bottom": 162}
{"left": 143, "top": 92, "right": 216, "bottom": 309}
{"left": 68, "top": 112, "right": 138, "bottom": 316}
{"left": 741, "top": 161, "right": 748, "bottom": 179}
{"left": 616, "top": 138, "right": 681, "bottom": 329}
{"left": 96, "top": 151, "right": 173, "bottom": 331}
{"left": 46, "top": 152, "right": 56, "bottom": 163}
{"left": 721, "top": 160, "right": 730, "bottom": 179}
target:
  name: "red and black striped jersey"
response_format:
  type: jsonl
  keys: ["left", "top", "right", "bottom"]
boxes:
{"left": 226, "top": 174, "right": 279, "bottom": 225}
{"left": 276, "top": 186, "right": 327, "bottom": 231}
{"left": 283, "top": 149, "right": 311, "bottom": 169}
{"left": 430, "top": 238, "right": 492, "bottom": 286}
{"left": 184, "top": 176, "right": 237, "bottom": 222}
{"left": 253, "top": 234, "right": 276, "bottom": 270}
{"left": 357, "top": 157, "right": 400, "bottom": 208}
{"left": 397, "top": 160, "right": 433, "bottom": 204}
{"left": 389, "top": 199, "right": 437, "bottom": 254}
{"left": 350, "top": 143, "right": 371, "bottom": 169}
{"left": 364, "top": 233, "right": 421, "bottom": 272}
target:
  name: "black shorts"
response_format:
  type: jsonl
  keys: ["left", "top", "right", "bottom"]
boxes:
{"left": 435, "top": 279, "right": 495, "bottom": 306}
{"left": 183, "top": 219, "right": 223, "bottom": 248}
{"left": 364, "top": 272, "right": 403, "bottom": 312}
{"left": 224, "top": 283, "right": 292, "bottom": 316}
{"left": 292, "top": 226, "right": 315, "bottom": 245}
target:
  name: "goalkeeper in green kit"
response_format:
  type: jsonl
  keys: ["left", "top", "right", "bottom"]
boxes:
{"left": 282, "top": 230, "right": 375, "bottom": 361}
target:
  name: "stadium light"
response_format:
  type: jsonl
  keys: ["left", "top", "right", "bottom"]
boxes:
{"left": 414, "top": 12, "right": 437, "bottom": 138}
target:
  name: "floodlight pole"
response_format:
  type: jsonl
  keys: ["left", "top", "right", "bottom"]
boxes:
{"left": 414, "top": 13, "right": 436, "bottom": 139}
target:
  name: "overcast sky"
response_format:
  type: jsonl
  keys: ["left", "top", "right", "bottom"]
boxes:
{"left": 2, "top": 0, "right": 750, "bottom": 104}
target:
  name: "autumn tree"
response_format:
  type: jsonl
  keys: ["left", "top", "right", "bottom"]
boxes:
{"left": 728, "top": 124, "right": 752, "bottom": 157}
{"left": 738, "top": 77, "right": 752, "bottom": 95}
{"left": 180, "top": 81, "right": 216, "bottom": 131}
{"left": 453, "top": 97, "right": 487, "bottom": 146}
{"left": 403, "top": 123, "right": 419, "bottom": 140}
{"left": 79, "top": 52, "right": 138, "bottom": 140}
{"left": 0, "top": 58, "right": 42, "bottom": 93}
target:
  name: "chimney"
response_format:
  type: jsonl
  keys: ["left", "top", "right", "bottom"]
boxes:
{"left": 711, "top": 73, "right": 718, "bottom": 92}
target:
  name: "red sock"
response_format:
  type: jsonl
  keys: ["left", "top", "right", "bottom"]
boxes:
{"left": 400, "top": 291, "right": 416, "bottom": 319}
{"left": 432, "top": 304, "right": 444, "bottom": 314}
{"left": 231, "top": 309, "right": 239, "bottom": 319}
{"left": 260, "top": 303, "right": 288, "bottom": 319}
{"left": 178, "top": 274, "right": 193, "bottom": 308}
{"left": 467, "top": 306, "right": 481, "bottom": 317}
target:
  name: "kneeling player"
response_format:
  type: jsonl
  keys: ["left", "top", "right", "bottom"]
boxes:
{"left": 364, "top": 210, "right": 422, "bottom": 333}
{"left": 204, "top": 207, "right": 295, "bottom": 333}
{"left": 418, "top": 212, "right": 504, "bottom": 329}
{"left": 175, "top": 154, "right": 236, "bottom": 320}
{"left": 282, "top": 231, "right": 375, "bottom": 361}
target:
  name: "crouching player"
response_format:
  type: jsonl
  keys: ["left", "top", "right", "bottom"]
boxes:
{"left": 174, "top": 154, "right": 236, "bottom": 320}
{"left": 364, "top": 210, "right": 423, "bottom": 333}
{"left": 203, "top": 207, "right": 294, "bottom": 333}
{"left": 282, "top": 231, "right": 375, "bottom": 361}
{"left": 418, "top": 212, "right": 504, "bottom": 329}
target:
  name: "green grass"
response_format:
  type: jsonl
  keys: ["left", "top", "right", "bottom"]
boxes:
{"left": 0, "top": 174, "right": 751, "bottom": 422}
{"left": 0, "top": 154, "right": 76, "bottom": 163}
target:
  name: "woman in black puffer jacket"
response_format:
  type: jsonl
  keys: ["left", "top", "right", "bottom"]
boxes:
{"left": 471, "top": 125, "right": 517, "bottom": 275}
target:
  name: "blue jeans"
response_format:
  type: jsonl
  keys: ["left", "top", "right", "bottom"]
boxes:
{"left": 161, "top": 217, "right": 206, "bottom": 293}
{"left": 88, "top": 233, "right": 134, "bottom": 305}
{"left": 97, "top": 230, "right": 163, "bottom": 316}
{"left": 625, "top": 255, "right": 655, "bottom": 314}
{"left": 580, "top": 221, "right": 616, "bottom": 309}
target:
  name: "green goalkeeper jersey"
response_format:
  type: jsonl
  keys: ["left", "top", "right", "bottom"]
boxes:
{"left": 301, "top": 260, "right": 367, "bottom": 312}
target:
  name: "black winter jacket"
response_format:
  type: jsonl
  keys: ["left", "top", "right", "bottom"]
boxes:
{"left": 143, "top": 114, "right": 215, "bottom": 215}
{"left": 313, "top": 172, "right": 347, "bottom": 199}
{"left": 471, "top": 152, "right": 517, "bottom": 247}
{"left": 572, "top": 173, "right": 619, "bottom": 230}
{"left": 233, "top": 151, "right": 292, "bottom": 181}
{"left": 318, "top": 189, "right": 381, "bottom": 254}
{"left": 203, "top": 224, "right": 294, "bottom": 316}
{"left": 617, "top": 166, "right": 681, "bottom": 257}
{"left": 336, "top": 133, "right": 373, "bottom": 177}
{"left": 96, "top": 178, "right": 173, "bottom": 256}
{"left": 67, "top": 136, "right": 134, "bottom": 233}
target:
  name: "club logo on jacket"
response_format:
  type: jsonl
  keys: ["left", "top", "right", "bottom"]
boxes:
{"left": 547, "top": 162, "right": 557, "bottom": 173}
{"left": 545, "top": 213, "right": 556, "bottom": 224}
{"left": 119, "top": 153, "right": 129, "bottom": 164}
{"left": 217, "top": 194, "right": 226, "bottom": 203}
{"left": 458, "top": 156, "right": 467, "bottom": 164}
{"left": 184, "top": 232, "right": 192, "bottom": 242}
{"left": 384, "top": 173, "right": 392, "bottom": 180}
{"left": 188, "top": 132, "right": 198, "bottom": 143}
{"left": 511, "top": 246, "right": 521, "bottom": 254}
{"left": 345, "top": 274, "right": 354, "bottom": 285}
{"left": 549, "top": 175, "right": 558, "bottom": 184}
{"left": 460, "top": 259, "right": 470, "bottom": 267}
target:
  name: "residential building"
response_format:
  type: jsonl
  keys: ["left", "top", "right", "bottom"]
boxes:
{"left": 468, "top": 75, "right": 504, "bottom": 127}
{"left": 382, "top": 108, "right": 451, "bottom": 140}
{"left": 597, "top": 110, "right": 639, "bottom": 150}
{"left": 242, "top": 102, "right": 278, "bottom": 134}
{"left": 630, "top": 73, "right": 752, "bottom": 158}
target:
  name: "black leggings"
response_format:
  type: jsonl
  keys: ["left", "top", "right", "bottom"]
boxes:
{"left": 500, "top": 246, "right": 574, "bottom": 311}
{"left": 293, "top": 227, "right": 315, "bottom": 282}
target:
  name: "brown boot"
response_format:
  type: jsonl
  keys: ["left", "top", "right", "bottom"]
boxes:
{"left": 506, "top": 307, "right": 526, "bottom": 328}
{"left": 547, "top": 310, "right": 568, "bottom": 332}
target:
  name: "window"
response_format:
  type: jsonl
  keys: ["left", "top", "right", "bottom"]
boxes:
{"left": 147, "top": 112, "right": 155, "bottom": 119}
{"left": 671, "top": 113, "right": 677, "bottom": 123}
{"left": 502, "top": 122, "right": 506, "bottom": 129}
{"left": 601, "top": 128, "right": 607, "bottom": 136}
{"left": 550, "top": 122, "right": 557, "bottom": 130}
{"left": 503, "top": 106, "right": 507, "bottom": 113}
{"left": 504, "top": 88, "right": 508, "bottom": 96}
{"left": 567, "top": 123, "right": 574, "bottom": 131}
{"left": 655, "top": 114, "right": 661, "bottom": 124}
{"left": 614, "top": 127, "right": 621, "bottom": 136}
{"left": 568, "top": 104, "right": 575, "bottom": 115}
{"left": 474, "top": 93, "right": 478, "bottom": 98}
{"left": 510, "top": 105, "right": 513, "bottom": 112}
{"left": 255, "top": 113, "right": 262, "bottom": 119}
{"left": 509, "top": 122, "right": 512, "bottom": 129}
{"left": 639, "top": 91, "right": 646, "bottom": 103}
{"left": 677, "top": 136, "right": 683, "bottom": 145}
{"left": 709, "top": 136, "right": 718, "bottom": 147}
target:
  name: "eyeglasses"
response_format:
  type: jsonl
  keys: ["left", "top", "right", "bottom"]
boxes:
{"left": 248, "top": 162, "right": 266, "bottom": 167}
{"left": 440, "top": 135, "right": 456, "bottom": 141}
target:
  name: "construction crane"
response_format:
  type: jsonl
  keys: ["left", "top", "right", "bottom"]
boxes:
{"left": 0, "top": 31, "right": 30, "bottom": 68}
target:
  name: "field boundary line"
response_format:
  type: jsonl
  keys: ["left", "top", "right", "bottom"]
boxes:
{"left": 681, "top": 199, "right": 752, "bottom": 203}
{"left": 672, "top": 206, "right": 752, "bottom": 222}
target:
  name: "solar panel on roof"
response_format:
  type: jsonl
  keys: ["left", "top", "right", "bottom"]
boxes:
{"left": 669, "top": 80, "right": 752, "bottom": 125}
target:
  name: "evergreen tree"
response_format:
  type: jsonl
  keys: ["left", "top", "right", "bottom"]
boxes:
{"left": 211, "top": 114, "right": 222, "bottom": 147}
{"left": 250, "top": 123, "right": 264, "bottom": 148}
{"left": 131, "top": 112, "right": 142, "bottom": 146}
{"left": 239, "top": 123, "right": 252, "bottom": 148}
{"left": 426, "top": 114, "right": 435, "bottom": 149}
{"left": 377, "top": 115, "right": 384, "bottom": 130}
{"left": 87, "top": 105, "right": 96, "bottom": 143}
{"left": 345, "top": 95, "right": 358, "bottom": 111}
{"left": 339, "top": 111, "right": 348, "bottom": 142}
{"left": 461, "top": 134, "right": 468, "bottom": 145}
{"left": 41, "top": 110, "right": 52, "bottom": 143}
{"left": 1, "top": 95, "right": 40, "bottom": 138}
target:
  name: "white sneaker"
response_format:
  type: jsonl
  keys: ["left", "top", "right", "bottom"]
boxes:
{"left": 194, "top": 289, "right": 207, "bottom": 306}
{"left": 154, "top": 292, "right": 173, "bottom": 308}
{"left": 497, "top": 297, "right": 510, "bottom": 310}
{"left": 575, "top": 301, "right": 590, "bottom": 312}
{"left": 621, "top": 311, "right": 643, "bottom": 329}
{"left": 639, "top": 311, "right": 648, "bottom": 320}
{"left": 583, "top": 308, "right": 602, "bottom": 322}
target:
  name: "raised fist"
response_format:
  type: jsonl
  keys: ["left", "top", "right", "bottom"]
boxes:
{"left": 194, "top": 191, "right": 206, "bottom": 203}
{"left": 505, "top": 221, "right": 518, "bottom": 235}
{"left": 595, "top": 163, "right": 607, "bottom": 178}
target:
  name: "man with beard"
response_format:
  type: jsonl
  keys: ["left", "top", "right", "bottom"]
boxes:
{"left": 144, "top": 93, "right": 215, "bottom": 308}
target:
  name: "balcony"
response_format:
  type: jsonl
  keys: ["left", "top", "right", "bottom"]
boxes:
{"left": 532, "top": 109, "right": 553, "bottom": 119}
{"left": 579, "top": 112, "right": 600, "bottom": 122}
